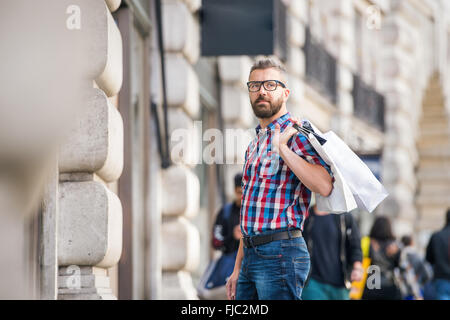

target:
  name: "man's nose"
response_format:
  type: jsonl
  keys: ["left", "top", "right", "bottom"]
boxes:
{"left": 258, "top": 85, "right": 267, "bottom": 95}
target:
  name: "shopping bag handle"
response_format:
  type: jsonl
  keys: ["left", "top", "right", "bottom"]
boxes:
{"left": 292, "top": 123, "right": 327, "bottom": 145}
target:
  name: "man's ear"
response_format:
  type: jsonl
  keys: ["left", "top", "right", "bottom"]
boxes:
{"left": 284, "top": 88, "right": 290, "bottom": 100}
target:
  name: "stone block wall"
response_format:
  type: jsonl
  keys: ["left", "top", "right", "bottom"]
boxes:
{"left": 161, "top": 0, "right": 202, "bottom": 300}
{"left": 57, "top": 0, "right": 124, "bottom": 300}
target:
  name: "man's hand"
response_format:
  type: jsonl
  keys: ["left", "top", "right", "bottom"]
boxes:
{"left": 272, "top": 120, "right": 300, "bottom": 154}
{"left": 272, "top": 118, "right": 333, "bottom": 197}
{"left": 350, "top": 262, "right": 364, "bottom": 282}
{"left": 226, "top": 270, "right": 239, "bottom": 300}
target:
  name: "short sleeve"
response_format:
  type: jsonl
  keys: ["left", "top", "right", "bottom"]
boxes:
{"left": 290, "top": 132, "right": 332, "bottom": 177}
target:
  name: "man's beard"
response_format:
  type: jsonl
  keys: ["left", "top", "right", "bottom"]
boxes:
{"left": 250, "top": 96, "right": 283, "bottom": 119}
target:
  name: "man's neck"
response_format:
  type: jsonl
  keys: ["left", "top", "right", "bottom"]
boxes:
{"left": 258, "top": 106, "right": 288, "bottom": 129}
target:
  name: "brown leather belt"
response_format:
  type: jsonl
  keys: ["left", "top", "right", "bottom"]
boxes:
{"left": 243, "top": 229, "right": 302, "bottom": 248}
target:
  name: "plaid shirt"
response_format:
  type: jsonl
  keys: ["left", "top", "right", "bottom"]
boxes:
{"left": 240, "top": 112, "right": 332, "bottom": 236}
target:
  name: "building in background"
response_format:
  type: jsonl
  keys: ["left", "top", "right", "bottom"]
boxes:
{"left": 156, "top": 0, "right": 450, "bottom": 298}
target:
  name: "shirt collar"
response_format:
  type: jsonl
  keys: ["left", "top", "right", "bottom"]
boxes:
{"left": 255, "top": 112, "right": 291, "bottom": 134}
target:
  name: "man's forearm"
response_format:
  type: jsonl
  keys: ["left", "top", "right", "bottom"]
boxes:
{"left": 279, "top": 144, "right": 332, "bottom": 196}
{"left": 233, "top": 238, "right": 244, "bottom": 273}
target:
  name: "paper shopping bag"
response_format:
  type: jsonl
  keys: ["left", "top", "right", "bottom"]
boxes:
{"left": 318, "top": 131, "right": 389, "bottom": 213}
{"left": 306, "top": 132, "right": 358, "bottom": 213}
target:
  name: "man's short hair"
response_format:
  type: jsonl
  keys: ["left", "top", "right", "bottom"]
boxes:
{"left": 249, "top": 56, "right": 287, "bottom": 82}
{"left": 446, "top": 208, "right": 450, "bottom": 225}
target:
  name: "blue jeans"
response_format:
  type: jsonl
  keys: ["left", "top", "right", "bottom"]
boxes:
{"left": 236, "top": 229, "right": 310, "bottom": 300}
{"left": 302, "top": 278, "right": 350, "bottom": 300}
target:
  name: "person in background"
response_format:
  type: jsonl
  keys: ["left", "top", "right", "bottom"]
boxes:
{"left": 398, "top": 235, "right": 433, "bottom": 300}
{"left": 302, "top": 205, "right": 363, "bottom": 300}
{"left": 362, "top": 216, "right": 402, "bottom": 300}
{"left": 425, "top": 209, "right": 450, "bottom": 300}
{"left": 197, "top": 173, "right": 243, "bottom": 300}
{"left": 212, "top": 173, "right": 243, "bottom": 254}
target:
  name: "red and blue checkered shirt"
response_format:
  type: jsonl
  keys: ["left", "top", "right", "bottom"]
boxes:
{"left": 240, "top": 112, "right": 332, "bottom": 236}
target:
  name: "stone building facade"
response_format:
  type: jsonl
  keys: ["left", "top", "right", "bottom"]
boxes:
{"left": 54, "top": 0, "right": 124, "bottom": 300}
{"left": 158, "top": 0, "right": 450, "bottom": 298}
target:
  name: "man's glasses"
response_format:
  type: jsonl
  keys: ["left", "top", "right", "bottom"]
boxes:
{"left": 246, "top": 80, "right": 286, "bottom": 92}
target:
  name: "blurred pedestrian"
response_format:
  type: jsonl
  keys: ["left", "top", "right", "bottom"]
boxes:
{"left": 197, "top": 173, "right": 243, "bottom": 300}
{"left": 211, "top": 173, "right": 243, "bottom": 255}
{"left": 425, "top": 209, "right": 450, "bottom": 300}
{"left": 362, "top": 216, "right": 402, "bottom": 300}
{"left": 302, "top": 205, "right": 363, "bottom": 300}
{"left": 398, "top": 235, "right": 433, "bottom": 300}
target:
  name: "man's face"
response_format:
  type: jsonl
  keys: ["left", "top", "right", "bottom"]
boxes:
{"left": 248, "top": 68, "right": 290, "bottom": 119}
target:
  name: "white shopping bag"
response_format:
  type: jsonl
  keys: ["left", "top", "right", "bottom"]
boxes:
{"left": 299, "top": 120, "right": 389, "bottom": 213}
{"left": 319, "top": 131, "right": 389, "bottom": 213}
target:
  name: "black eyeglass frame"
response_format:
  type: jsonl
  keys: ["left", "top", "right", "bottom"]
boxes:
{"left": 246, "top": 80, "right": 286, "bottom": 92}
